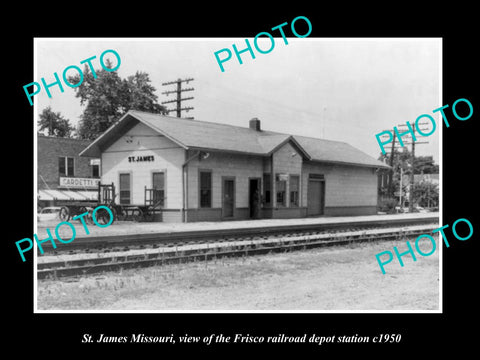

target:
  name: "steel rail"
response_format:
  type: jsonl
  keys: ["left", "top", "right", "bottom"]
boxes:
{"left": 37, "top": 224, "right": 438, "bottom": 279}
{"left": 38, "top": 215, "right": 439, "bottom": 254}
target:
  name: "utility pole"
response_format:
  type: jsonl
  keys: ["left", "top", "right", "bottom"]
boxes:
{"left": 379, "top": 129, "right": 396, "bottom": 198}
{"left": 399, "top": 167, "right": 403, "bottom": 208}
{"left": 409, "top": 126, "right": 416, "bottom": 213}
{"left": 380, "top": 122, "right": 430, "bottom": 212}
{"left": 396, "top": 122, "right": 430, "bottom": 213}
{"left": 387, "top": 131, "right": 396, "bottom": 198}
{"left": 161, "top": 78, "right": 195, "bottom": 118}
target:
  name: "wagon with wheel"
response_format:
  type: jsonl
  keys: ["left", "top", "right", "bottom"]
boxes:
{"left": 54, "top": 202, "right": 113, "bottom": 226}
{"left": 56, "top": 203, "right": 114, "bottom": 226}
{"left": 49, "top": 183, "right": 118, "bottom": 226}
{"left": 113, "top": 187, "right": 163, "bottom": 222}
{"left": 94, "top": 182, "right": 164, "bottom": 222}
{"left": 40, "top": 182, "right": 163, "bottom": 224}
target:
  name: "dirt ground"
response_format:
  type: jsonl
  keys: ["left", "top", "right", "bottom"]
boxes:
{"left": 36, "top": 237, "right": 440, "bottom": 311}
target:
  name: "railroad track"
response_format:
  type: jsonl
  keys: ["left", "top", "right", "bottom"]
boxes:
{"left": 37, "top": 218, "right": 439, "bottom": 279}
{"left": 39, "top": 215, "right": 438, "bottom": 255}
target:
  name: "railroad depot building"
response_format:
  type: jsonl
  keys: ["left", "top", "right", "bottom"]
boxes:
{"left": 37, "top": 135, "right": 100, "bottom": 208}
{"left": 80, "top": 110, "right": 389, "bottom": 223}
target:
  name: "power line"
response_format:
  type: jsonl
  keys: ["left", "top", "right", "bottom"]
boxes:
{"left": 199, "top": 79, "right": 333, "bottom": 127}
{"left": 161, "top": 78, "right": 195, "bottom": 118}
{"left": 381, "top": 122, "right": 430, "bottom": 212}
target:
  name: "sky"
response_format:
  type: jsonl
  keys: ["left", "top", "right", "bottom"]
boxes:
{"left": 34, "top": 38, "right": 441, "bottom": 163}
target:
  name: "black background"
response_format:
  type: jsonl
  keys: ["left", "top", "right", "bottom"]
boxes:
{"left": 6, "top": 5, "right": 478, "bottom": 356}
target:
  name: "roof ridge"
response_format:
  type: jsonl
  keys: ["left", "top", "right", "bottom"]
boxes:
{"left": 37, "top": 134, "right": 92, "bottom": 142}
{"left": 128, "top": 109, "right": 190, "bottom": 121}
{"left": 291, "top": 133, "right": 348, "bottom": 144}
{"left": 129, "top": 110, "right": 293, "bottom": 136}
{"left": 79, "top": 110, "right": 388, "bottom": 169}
{"left": 128, "top": 110, "right": 350, "bottom": 145}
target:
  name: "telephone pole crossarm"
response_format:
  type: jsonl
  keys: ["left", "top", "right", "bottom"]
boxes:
{"left": 161, "top": 78, "right": 194, "bottom": 86}
{"left": 161, "top": 78, "right": 195, "bottom": 118}
{"left": 382, "top": 122, "right": 430, "bottom": 212}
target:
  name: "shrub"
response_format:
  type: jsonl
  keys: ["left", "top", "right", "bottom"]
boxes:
{"left": 378, "top": 197, "right": 397, "bottom": 213}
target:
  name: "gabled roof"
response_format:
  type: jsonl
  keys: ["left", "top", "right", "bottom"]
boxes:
{"left": 80, "top": 110, "right": 389, "bottom": 169}
{"left": 293, "top": 135, "right": 387, "bottom": 168}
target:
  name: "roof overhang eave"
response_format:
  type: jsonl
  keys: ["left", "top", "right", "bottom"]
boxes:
{"left": 306, "top": 158, "right": 391, "bottom": 169}
{"left": 79, "top": 112, "right": 134, "bottom": 157}
{"left": 79, "top": 111, "right": 190, "bottom": 157}
{"left": 266, "top": 136, "right": 312, "bottom": 160}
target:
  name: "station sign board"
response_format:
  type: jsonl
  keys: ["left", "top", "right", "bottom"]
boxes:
{"left": 59, "top": 177, "right": 100, "bottom": 189}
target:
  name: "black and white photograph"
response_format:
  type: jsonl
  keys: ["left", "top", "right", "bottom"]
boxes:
{"left": 33, "top": 37, "right": 441, "bottom": 312}
{"left": 6, "top": 8, "right": 478, "bottom": 355}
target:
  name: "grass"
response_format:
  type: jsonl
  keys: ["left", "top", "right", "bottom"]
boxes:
{"left": 36, "top": 237, "right": 439, "bottom": 311}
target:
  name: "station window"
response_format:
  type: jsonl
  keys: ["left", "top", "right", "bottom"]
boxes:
{"left": 200, "top": 170, "right": 212, "bottom": 208}
{"left": 290, "top": 175, "right": 299, "bottom": 207}
{"left": 152, "top": 172, "right": 165, "bottom": 207}
{"left": 58, "top": 157, "right": 74, "bottom": 176}
{"left": 276, "top": 174, "right": 287, "bottom": 207}
{"left": 263, "top": 173, "right": 271, "bottom": 205}
{"left": 92, "top": 164, "right": 99, "bottom": 177}
{"left": 119, "top": 173, "right": 131, "bottom": 205}
{"left": 67, "top": 157, "right": 74, "bottom": 176}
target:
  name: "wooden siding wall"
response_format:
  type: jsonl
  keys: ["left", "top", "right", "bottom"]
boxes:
{"left": 101, "top": 122, "right": 185, "bottom": 208}
{"left": 99, "top": 123, "right": 379, "bottom": 221}
{"left": 302, "top": 162, "right": 378, "bottom": 209}
{"left": 186, "top": 150, "right": 263, "bottom": 210}
{"left": 271, "top": 142, "right": 303, "bottom": 207}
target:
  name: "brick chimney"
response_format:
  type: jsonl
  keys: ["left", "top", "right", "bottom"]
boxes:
{"left": 249, "top": 117, "right": 261, "bottom": 131}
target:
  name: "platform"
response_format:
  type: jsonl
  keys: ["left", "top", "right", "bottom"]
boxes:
{"left": 37, "top": 222, "right": 439, "bottom": 266}
{"left": 36, "top": 212, "right": 440, "bottom": 240}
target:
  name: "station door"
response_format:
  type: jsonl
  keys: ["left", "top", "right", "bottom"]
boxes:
{"left": 222, "top": 178, "right": 235, "bottom": 218}
{"left": 307, "top": 175, "right": 325, "bottom": 216}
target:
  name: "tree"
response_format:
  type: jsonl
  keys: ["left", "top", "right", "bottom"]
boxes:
{"left": 414, "top": 156, "right": 439, "bottom": 174}
{"left": 124, "top": 72, "right": 166, "bottom": 114}
{"left": 379, "top": 148, "right": 439, "bottom": 175}
{"left": 413, "top": 181, "right": 439, "bottom": 208}
{"left": 377, "top": 148, "right": 439, "bottom": 209}
{"left": 38, "top": 106, "right": 74, "bottom": 137}
{"left": 69, "top": 60, "right": 167, "bottom": 140}
{"left": 378, "top": 148, "right": 411, "bottom": 194}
